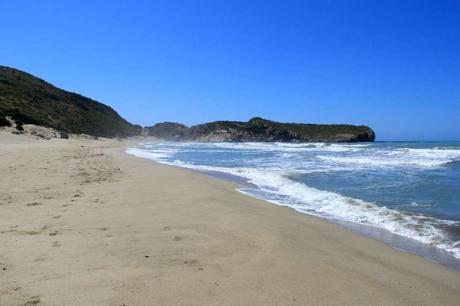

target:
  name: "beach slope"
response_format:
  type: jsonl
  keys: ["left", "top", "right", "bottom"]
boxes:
{"left": 1, "top": 132, "right": 459, "bottom": 305}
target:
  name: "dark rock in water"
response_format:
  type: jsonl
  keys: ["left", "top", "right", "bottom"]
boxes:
{"left": 147, "top": 117, "right": 375, "bottom": 143}
{"left": 0, "top": 66, "right": 140, "bottom": 138}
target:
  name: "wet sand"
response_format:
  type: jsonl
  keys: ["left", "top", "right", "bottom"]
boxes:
{"left": 1, "top": 131, "right": 460, "bottom": 305}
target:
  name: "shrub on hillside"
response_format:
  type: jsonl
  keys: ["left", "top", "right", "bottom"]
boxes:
{"left": 0, "top": 112, "right": 10, "bottom": 127}
{"left": 15, "top": 119, "right": 24, "bottom": 131}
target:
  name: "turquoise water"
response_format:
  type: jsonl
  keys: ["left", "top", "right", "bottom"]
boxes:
{"left": 127, "top": 141, "right": 460, "bottom": 261}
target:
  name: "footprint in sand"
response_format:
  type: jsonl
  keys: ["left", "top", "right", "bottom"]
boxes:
{"left": 72, "top": 190, "right": 84, "bottom": 199}
{"left": 0, "top": 193, "right": 13, "bottom": 205}
{"left": 173, "top": 236, "right": 182, "bottom": 241}
{"left": 163, "top": 226, "right": 172, "bottom": 231}
{"left": 34, "top": 256, "right": 47, "bottom": 263}
{"left": 26, "top": 202, "right": 42, "bottom": 207}
{"left": 183, "top": 259, "right": 199, "bottom": 265}
{"left": 23, "top": 296, "right": 41, "bottom": 305}
{"left": 48, "top": 230, "right": 59, "bottom": 236}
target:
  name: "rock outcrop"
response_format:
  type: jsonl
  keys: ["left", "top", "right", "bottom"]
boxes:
{"left": 148, "top": 117, "right": 375, "bottom": 142}
{"left": 147, "top": 122, "right": 188, "bottom": 141}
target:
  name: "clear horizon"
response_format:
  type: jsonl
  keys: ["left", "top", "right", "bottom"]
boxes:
{"left": 1, "top": 0, "right": 459, "bottom": 141}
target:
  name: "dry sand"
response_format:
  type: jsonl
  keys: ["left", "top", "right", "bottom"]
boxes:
{"left": 1, "top": 131, "right": 460, "bottom": 306}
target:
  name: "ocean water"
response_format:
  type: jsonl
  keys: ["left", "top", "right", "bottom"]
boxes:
{"left": 126, "top": 141, "right": 460, "bottom": 265}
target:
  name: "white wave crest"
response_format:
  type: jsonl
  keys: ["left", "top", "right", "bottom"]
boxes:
{"left": 317, "top": 147, "right": 460, "bottom": 168}
{"left": 125, "top": 147, "right": 177, "bottom": 160}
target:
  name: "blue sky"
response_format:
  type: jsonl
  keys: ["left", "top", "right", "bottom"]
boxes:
{"left": 1, "top": 0, "right": 459, "bottom": 140}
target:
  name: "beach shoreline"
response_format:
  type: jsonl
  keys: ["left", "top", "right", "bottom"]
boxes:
{"left": 126, "top": 142, "right": 460, "bottom": 271}
{"left": 148, "top": 160, "right": 460, "bottom": 271}
{"left": 1, "top": 132, "right": 460, "bottom": 305}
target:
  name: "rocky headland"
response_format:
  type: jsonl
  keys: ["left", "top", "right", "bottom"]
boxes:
{"left": 147, "top": 117, "right": 375, "bottom": 142}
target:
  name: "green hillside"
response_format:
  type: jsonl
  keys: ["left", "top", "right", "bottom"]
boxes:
{"left": 0, "top": 66, "right": 140, "bottom": 137}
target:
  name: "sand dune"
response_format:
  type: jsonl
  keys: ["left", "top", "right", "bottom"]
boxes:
{"left": 1, "top": 132, "right": 460, "bottom": 306}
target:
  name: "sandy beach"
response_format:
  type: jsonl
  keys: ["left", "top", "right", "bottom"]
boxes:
{"left": 1, "top": 132, "right": 460, "bottom": 306}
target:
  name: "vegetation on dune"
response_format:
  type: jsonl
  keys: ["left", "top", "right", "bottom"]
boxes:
{"left": 0, "top": 66, "right": 140, "bottom": 138}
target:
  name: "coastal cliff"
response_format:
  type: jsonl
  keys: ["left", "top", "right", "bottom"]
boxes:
{"left": 148, "top": 117, "right": 375, "bottom": 142}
